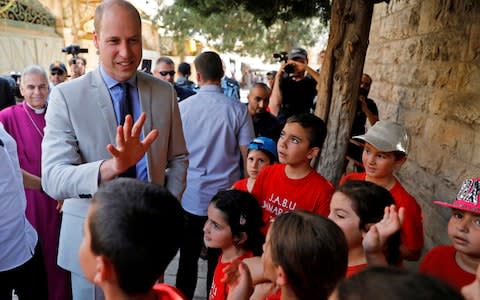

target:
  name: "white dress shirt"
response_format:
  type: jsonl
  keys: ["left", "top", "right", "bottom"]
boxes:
{"left": 0, "top": 123, "right": 38, "bottom": 271}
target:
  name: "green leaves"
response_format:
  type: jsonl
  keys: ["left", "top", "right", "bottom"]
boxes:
{"left": 174, "top": 0, "right": 330, "bottom": 27}
{"left": 155, "top": 0, "right": 329, "bottom": 59}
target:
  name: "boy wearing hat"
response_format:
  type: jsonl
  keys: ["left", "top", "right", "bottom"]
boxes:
{"left": 340, "top": 120, "right": 424, "bottom": 261}
{"left": 420, "top": 178, "right": 480, "bottom": 291}
{"left": 232, "top": 136, "right": 277, "bottom": 193}
{"left": 269, "top": 47, "right": 317, "bottom": 126}
{"left": 49, "top": 61, "right": 68, "bottom": 86}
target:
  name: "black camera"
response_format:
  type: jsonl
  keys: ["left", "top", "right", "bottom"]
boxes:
{"left": 273, "top": 52, "right": 288, "bottom": 63}
{"left": 62, "top": 44, "right": 88, "bottom": 64}
{"left": 273, "top": 52, "right": 295, "bottom": 74}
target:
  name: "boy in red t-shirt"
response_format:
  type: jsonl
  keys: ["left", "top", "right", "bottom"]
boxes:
{"left": 420, "top": 178, "right": 480, "bottom": 291}
{"left": 252, "top": 113, "right": 334, "bottom": 231}
{"left": 340, "top": 120, "right": 423, "bottom": 261}
{"left": 79, "top": 178, "right": 187, "bottom": 300}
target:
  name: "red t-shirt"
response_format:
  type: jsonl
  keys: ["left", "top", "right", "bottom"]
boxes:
{"left": 232, "top": 178, "right": 248, "bottom": 192}
{"left": 153, "top": 283, "right": 187, "bottom": 300}
{"left": 340, "top": 172, "right": 424, "bottom": 253}
{"left": 420, "top": 245, "right": 475, "bottom": 291}
{"left": 346, "top": 263, "right": 368, "bottom": 278}
{"left": 252, "top": 164, "right": 334, "bottom": 232}
{"left": 265, "top": 288, "right": 281, "bottom": 300}
{"left": 209, "top": 252, "right": 253, "bottom": 300}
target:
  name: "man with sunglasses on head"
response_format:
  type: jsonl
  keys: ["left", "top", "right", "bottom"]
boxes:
{"left": 154, "top": 56, "right": 196, "bottom": 102}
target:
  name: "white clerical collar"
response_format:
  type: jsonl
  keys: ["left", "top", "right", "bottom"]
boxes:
{"left": 25, "top": 102, "right": 46, "bottom": 114}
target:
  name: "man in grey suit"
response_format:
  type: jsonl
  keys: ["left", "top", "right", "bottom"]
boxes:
{"left": 41, "top": 1, "right": 188, "bottom": 299}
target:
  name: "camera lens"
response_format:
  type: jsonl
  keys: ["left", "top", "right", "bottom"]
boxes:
{"left": 284, "top": 64, "right": 295, "bottom": 74}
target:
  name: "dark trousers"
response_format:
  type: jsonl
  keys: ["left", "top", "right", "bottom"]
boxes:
{"left": 175, "top": 210, "right": 207, "bottom": 300}
{"left": 0, "top": 242, "right": 48, "bottom": 300}
{"left": 207, "top": 248, "right": 221, "bottom": 294}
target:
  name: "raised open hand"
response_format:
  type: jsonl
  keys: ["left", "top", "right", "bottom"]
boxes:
{"left": 363, "top": 205, "right": 404, "bottom": 257}
{"left": 102, "top": 113, "right": 159, "bottom": 179}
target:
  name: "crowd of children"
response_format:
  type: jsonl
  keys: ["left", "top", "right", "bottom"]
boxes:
{"left": 73, "top": 113, "right": 479, "bottom": 300}
{"left": 4, "top": 98, "right": 477, "bottom": 299}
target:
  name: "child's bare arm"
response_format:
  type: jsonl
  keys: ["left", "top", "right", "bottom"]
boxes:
{"left": 225, "top": 262, "right": 254, "bottom": 300}
{"left": 223, "top": 257, "right": 266, "bottom": 285}
{"left": 363, "top": 205, "right": 404, "bottom": 265}
{"left": 250, "top": 283, "right": 278, "bottom": 300}
{"left": 462, "top": 264, "right": 480, "bottom": 300}
{"left": 243, "top": 257, "right": 267, "bottom": 285}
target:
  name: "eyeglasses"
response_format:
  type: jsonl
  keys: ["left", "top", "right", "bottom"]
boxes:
{"left": 51, "top": 71, "right": 64, "bottom": 76}
{"left": 158, "top": 71, "right": 175, "bottom": 77}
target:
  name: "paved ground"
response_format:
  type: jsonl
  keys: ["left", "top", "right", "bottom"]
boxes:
{"left": 165, "top": 252, "right": 208, "bottom": 300}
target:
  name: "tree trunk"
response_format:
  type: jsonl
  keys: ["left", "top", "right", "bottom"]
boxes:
{"left": 314, "top": 0, "right": 375, "bottom": 185}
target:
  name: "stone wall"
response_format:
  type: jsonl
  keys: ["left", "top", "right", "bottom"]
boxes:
{"left": 0, "top": 21, "right": 64, "bottom": 74}
{"left": 0, "top": 0, "right": 162, "bottom": 75}
{"left": 365, "top": 0, "right": 480, "bottom": 250}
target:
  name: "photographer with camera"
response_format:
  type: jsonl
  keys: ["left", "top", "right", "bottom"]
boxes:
{"left": 269, "top": 47, "right": 318, "bottom": 126}
{"left": 68, "top": 56, "right": 87, "bottom": 79}
{"left": 63, "top": 44, "right": 88, "bottom": 81}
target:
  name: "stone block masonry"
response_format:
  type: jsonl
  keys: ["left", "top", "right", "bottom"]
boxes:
{"left": 365, "top": 0, "right": 480, "bottom": 254}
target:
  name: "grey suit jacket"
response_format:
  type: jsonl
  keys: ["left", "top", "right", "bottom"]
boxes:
{"left": 41, "top": 68, "right": 188, "bottom": 274}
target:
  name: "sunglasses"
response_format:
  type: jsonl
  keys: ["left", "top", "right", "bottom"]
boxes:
{"left": 158, "top": 71, "right": 175, "bottom": 76}
{"left": 51, "top": 71, "right": 65, "bottom": 76}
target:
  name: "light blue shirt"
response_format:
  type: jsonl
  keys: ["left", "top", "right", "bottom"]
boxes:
{"left": 99, "top": 66, "right": 147, "bottom": 181}
{"left": 221, "top": 77, "right": 240, "bottom": 102}
{"left": 179, "top": 84, "right": 254, "bottom": 216}
{"left": 0, "top": 123, "right": 38, "bottom": 271}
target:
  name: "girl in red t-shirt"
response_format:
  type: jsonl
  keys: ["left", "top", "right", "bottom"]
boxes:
{"left": 204, "top": 190, "right": 264, "bottom": 300}
{"left": 329, "top": 180, "right": 403, "bottom": 277}
{"left": 225, "top": 211, "right": 349, "bottom": 300}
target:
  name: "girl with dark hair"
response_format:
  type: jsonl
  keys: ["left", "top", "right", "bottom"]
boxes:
{"left": 329, "top": 180, "right": 403, "bottom": 277}
{"left": 224, "top": 210, "right": 348, "bottom": 300}
{"left": 204, "top": 190, "right": 264, "bottom": 300}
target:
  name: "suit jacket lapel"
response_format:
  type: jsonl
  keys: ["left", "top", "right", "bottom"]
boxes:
{"left": 92, "top": 68, "right": 117, "bottom": 144}
{"left": 137, "top": 73, "right": 152, "bottom": 134}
